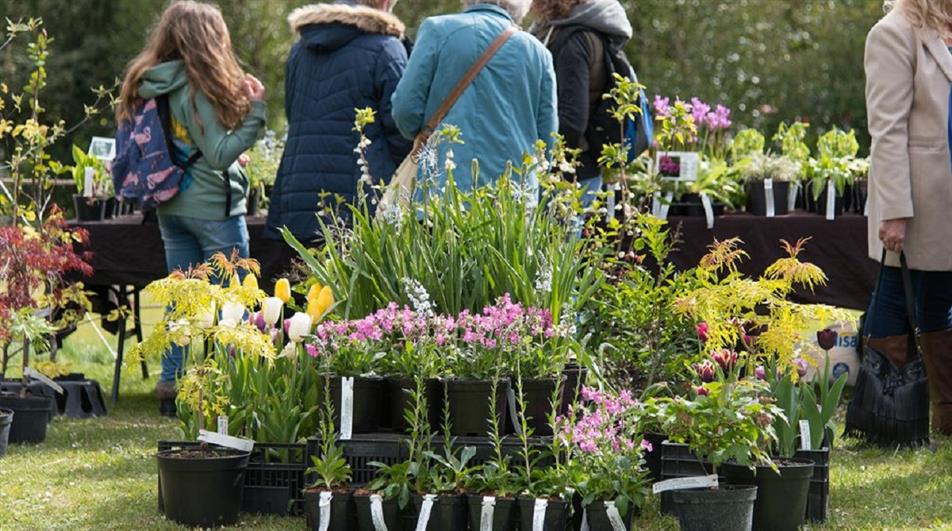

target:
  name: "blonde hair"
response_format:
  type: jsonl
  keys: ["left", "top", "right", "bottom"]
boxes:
{"left": 117, "top": 1, "right": 250, "bottom": 130}
{"left": 886, "top": 0, "right": 952, "bottom": 36}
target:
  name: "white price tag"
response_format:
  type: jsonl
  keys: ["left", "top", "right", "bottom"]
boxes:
{"left": 764, "top": 178, "right": 775, "bottom": 217}
{"left": 800, "top": 419, "right": 812, "bottom": 451}
{"left": 658, "top": 192, "right": 674, "bottom": 220}
{"left": 197, "top": 429, "right": 254, "bottom": 452}
{"left": 580, "top": 509, "right": 590, "bottom": 531}
{"left": 83, "top": 167, "right": 96, "bottom": 198}
{"left": 318, "top": 491, "right": 332, "bottom": 531}
{"left": 415, "top": 494, "right": 437, "bottom": 531}
{"left": 651, "top": 192, "right": 662, "bottom": 218}
{"left": 864, "top": 197, "right": 869, "bottom": 216}
{"left": 340, "top": 376, "right": 355, "bottom": 440}
{"left": 217, "top": 415, "right": 229, "bottom": 435}
{"left": 370, "top": 494, "right": 389, "bottom": 531}
{"left": 605, "top": 501, "right": 628, "bottom": 531}
{"left": 479, "top": 496, "right": 496, "bottom": 531}
{"left": 700, "top": 193, "right": 715, "bottom": 229}
{"left": 652, "top": 474, "right": 719, "bottom": 494}
{"left": 23, "top": 367, "right": 65, "bottom": 395}
{"left": 787, "top": 181, "right": 800, "bottom": 212}
{"left": 532, "top": 498, "right": 548, "bottom": 531}
{"left": 825, "top": 179, "right": 836, "bottom": 221}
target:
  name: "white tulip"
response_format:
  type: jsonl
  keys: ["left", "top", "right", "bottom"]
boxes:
{"left": 221, "top": 300, "right": 245, "bottom": 324}
{"left": 218, "top": 318, "right": 239, "bottom": 329}
{"left": 198, "top": 302, "right": 217, "bottom": 329}
{"left": 287, "top": 312, "right": 313, "bottom": 343}
{"left": 262, "top": 297, "right": 283, "bottom": 327}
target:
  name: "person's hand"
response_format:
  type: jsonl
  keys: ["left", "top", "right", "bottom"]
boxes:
{"left": 244, "top": 74, "right": 266, "bottom": 102}
{"left": 879, "top": 218, "right": 908, "bottom": 253}
{"left": 238, "top": 153, "right": 250, "bottom": 168}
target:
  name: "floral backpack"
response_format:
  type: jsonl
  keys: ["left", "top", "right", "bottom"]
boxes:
{"left": 110, "top": 95, "right": 202, "bottom": 213}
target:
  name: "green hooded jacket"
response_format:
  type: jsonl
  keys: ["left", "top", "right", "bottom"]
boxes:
{"left": 138, "top": 60, "right": 267, "bottom": 220}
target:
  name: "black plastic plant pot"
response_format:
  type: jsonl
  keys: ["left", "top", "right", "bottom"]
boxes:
{"left": 746, "top": 181, "right": 791, "bottom": 216}
{"left": 304, "top": 489, "right": 356, "bottom": 531}
{"left": 156, "top": 448, "right": 250, "bottom": 528}
{"left": 517, "top": 497, "right": 570, "bottom": 531}
{"left": 0, "top": 408, "right": 12, "bottom": 457}
{"left": 247, "top": 188, "right": 260, "bottom": 217}
{"left": 668, "top": 193, "right": 726, "bottom": 218}
{"left": 808, "top": 184, "right": 844, "bottom": 217}
{"left": 514, "top": 378, "right": 558, "bottom": 436}
{"left": 667, "top": 485, "right": 757, "bottom": 531}
{"left": 445, "top": 378, "right": 510, "bottom": 437}
{"left": 328, "top": 375, "right": 384, "bottom": 434}
{"left": 853, "top": 181, "right": 869, "bottom": 215}
{"left": 353, "top": 493, "right": 402, "bottom": 531}
{"left": 584, "top": 500, "right": 637, "bottom": 531}
{"left": 467, "top": 494, "right": 517, "bottom": 531}
{"left": 412, "top": 494, "right": 467, "bottom": 530}
{"left": 794, "top": 447, "right": 830, "bottom": 523}
{"left": 73, "top": 194, "right": 106, "bottom": 221}
{"left": 0, "top": 393, "right": 53, "bottom": 443}
{"left": 103, "top": 197, "right": 117, "bottom": 219}
{"left": 560, "top": 363, "right": 587, "bottom": 416}
{"left": 384, "top": 377, "right": 442, "bottom": 433}
{"left": 723, "top": 459, "right": 814, "bottom": 531}
{"left": 643, "top": 432, "right": 666, "bottom": 482}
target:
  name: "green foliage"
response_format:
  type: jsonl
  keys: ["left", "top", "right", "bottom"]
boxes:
{"left": 306, "top": 376, "right": 352, "bottom": 491}
{"left": 809, "top": 127, "right": 861, "bottom": 198}
{"left": 730, "top": 129, "right": 766, "bottom": 159}
{"left": 69, "top": 143, "right": 111, "bottom": 197}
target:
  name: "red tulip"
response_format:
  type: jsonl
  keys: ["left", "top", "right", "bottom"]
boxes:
{"left": 696, "top": 386, "right": 709, "bottom": 397}
{"left": 696, "top": 322, "right": 710, "bottom": 343}
{"left": 711, "top": 348, "right": 738, "bottom": 373}
{"left": 694, "top": 361, "right": 716, "bottom": 383}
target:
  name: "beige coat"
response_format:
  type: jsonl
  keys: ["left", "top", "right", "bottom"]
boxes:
{"left": 866, "top": 10, "right": 952, "bottom": 270}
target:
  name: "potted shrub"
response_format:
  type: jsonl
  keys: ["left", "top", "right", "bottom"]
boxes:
{"left": 849, "top": 157, "right": 869, "bottom": 215}
{"left": 806, "top": 128, "right": 860, "bottom": 217}
{"left": 243, "top": 131, "right": 282, "bottom": 217}
{"left": 741, "top": 153, "right": 798, "bottom": 217}
{"left": 559, "top": 386, "right": 651, "bottom": 531}
{"left": 304, "top": 380, "right": 356, "bottom": 531}
{"left": 69, "top": 144, "right": 114, "bottom": 221}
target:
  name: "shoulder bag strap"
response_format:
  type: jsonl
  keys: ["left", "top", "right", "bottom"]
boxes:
{"left": 899, "top": 252, "right": 923, "bottom": 360}
{"left": 416, "top": 26, "right": 518, "bottom": 146}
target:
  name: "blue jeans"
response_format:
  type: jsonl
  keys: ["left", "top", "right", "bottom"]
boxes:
{"left": 157, "top": 214, "right": 249, "bottom": 382}
{"left": 865, "top": 266, "right": 952, "bottom": 338}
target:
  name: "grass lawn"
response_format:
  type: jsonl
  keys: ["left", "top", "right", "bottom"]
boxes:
{"left": 1, "top": 319, "right": 951, "bottom": 530}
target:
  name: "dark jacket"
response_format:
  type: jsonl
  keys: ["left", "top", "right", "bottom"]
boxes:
{"left": 266, "top": 3, "right": 412, "bottom": 241}
{"left": 535, "top": 0, "right": 632, "bottom": 180}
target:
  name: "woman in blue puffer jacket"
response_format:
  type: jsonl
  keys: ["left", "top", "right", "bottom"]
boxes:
{"left": 266, "top": 0, "right": 412, "bottom": 242}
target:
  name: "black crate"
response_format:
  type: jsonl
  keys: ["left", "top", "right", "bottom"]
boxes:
{"left": 157, "top": 440, "right": 306, "bottom": 516}
{"left": 306, "top": 433, "right": 553, "bottom": 486}
{"left": 795, "top": 446, "right": 830, "bottom": 523}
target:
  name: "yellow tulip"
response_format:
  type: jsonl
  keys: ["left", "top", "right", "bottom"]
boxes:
{"left": 243, "top": 274, "right": 259, "bottom": 290}
{"left": 306, "top": 297, "right": 323, "bottom": 321}
{"left": 315, "top": 286, "right": 335, "bottom": 316}
{"left": 307, "top": 282, "right": 323, "bottom": 303}
{"left": 228, "top": 274, "right": 240, "bottom": 290}
{"left": 274, "top": 278, "right": 292, "bottom": 303}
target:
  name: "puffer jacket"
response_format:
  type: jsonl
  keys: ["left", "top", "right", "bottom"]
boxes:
{"left": 266, "top": 3, "right": 412, "bottom": 241}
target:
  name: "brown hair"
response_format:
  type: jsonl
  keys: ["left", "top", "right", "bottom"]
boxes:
{"left": 885, "top": 0, "right": 952, "bottom": 37}
{"left": 116, "top": 1, "right": 250, "bottom": 130}
{"left": 532, "top": 0, "right": 587, "bottom": 22}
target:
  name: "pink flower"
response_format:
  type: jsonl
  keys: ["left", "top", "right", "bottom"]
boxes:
{"left": 641, "top": 439, "right": 654, "bottom": 453}
{"left": 306, "top": 344, "right": 320, "bottom": 358}
{"left": 694, "top": 361, "right": 716, "bottom": 383}
{"left": 711, "top": 349, "right": 738, "bottom": 373}
{"left": 704, "top": 104, "right": 732, "bottom": 131}
{"left": 696, "top": 322, "right": 710, "bottom": 343}
{"left": 696, "top": 385, "right": 709, "bottom": 397}
{"left": 690, "top": 97, "right": 710, "bottom": 126}
{"left": 754, "top": 365, "right": 766, "bottom": 380}
{"left": 795, "top": 358, "right": 809, "bottom": 378}
{"left": 653, "top": 95, "right": 671, "bottom": 117}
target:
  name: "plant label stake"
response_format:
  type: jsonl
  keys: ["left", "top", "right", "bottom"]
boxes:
{"left": 700, "top": 192, "right": 714, "bottom": 229}
{"left": 864, "top": 196, "right": 869, "bottom": 216}
{"left": 83, "top": 167, "right": 96, "bottom": 198}
{"left": 23, "top": 367, "right": 64, "bottom": 395}
{"left": 787, "top": 181, "right": 799, "bottom": 212}
{"left": 479, "top": 496, "right": 496, "bottom": 531}
{"left": 415, "top": 494, "right": 437, "bottom": 531}
{"left": 604, "top": 501, "right": 627, "bottom": 531}
{"left": 764, "top": 178, "right": 775, "bottom": 217}
{"left": 825, "top": 179, "right": 836, "bottom": 221}
{"left": 340, "top": 376, "right": 354, "bottom": 440}
{"left": 507, "top": 388, "right": 522, "bottom": 436}
{"left": 217, "top": 415, "right": 228, "bottom": 435}
{"left": 370, "top": 494, "right": 389, "bottom": 531}
{"left": 197, "top": 429, "right": 254, "bottom": 452}
{"left": 799, "top": 419, "right": 812, "bottom": 451}
{"left": 532, "top": 498, "right": 548, "bottom": 531}
{"left": 652, "top": 474, "right": 718, "bottom": 494}
{"left": 318, "top": 491, "right": 332, "bottom": 531}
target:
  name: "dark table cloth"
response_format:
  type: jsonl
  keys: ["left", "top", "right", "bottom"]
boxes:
{"left": 73, "top": 213, "right": 877, "bottom": 310}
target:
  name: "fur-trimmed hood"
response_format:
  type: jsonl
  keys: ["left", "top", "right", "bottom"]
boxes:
{"left": 289, "top": 3, "right": 405, "bottom": 37}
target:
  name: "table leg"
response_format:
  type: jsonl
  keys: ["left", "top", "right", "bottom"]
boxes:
{"left": 111, "top": 287, "right": 128, "bottom": 404}
{"left": 134, "top": 288, "right": 148, "bottom": 379}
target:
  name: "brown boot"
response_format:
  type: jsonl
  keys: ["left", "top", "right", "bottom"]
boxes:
{"left": 867, "top": 335, "right": 912, "bottom": 368}
{"left": 919, "top": 330, "right": 952, "bottom": 435}
{"left": 155, "top": 380, "right": 177, "bottom": 400}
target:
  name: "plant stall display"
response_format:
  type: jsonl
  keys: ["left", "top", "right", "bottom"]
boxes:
{"left": 807, "top": 128, "right": 861, "bottom": 217}
{"left": 69, "top": 144, "right": 115, "bottom": 221}
{"left": 772, "top": 121, "right": 812, "bottom": 209}
{"left": 731, "top": 129, "right": 799, "bottom": 217}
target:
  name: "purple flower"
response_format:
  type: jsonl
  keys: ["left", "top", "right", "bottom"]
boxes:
{"left": 641, "top": 439, "right": 654, "bottom": 453}
{"left": 305, "top": 344, "right": 320, "bottom": 358}
{"left": 659, "top": 155, "right": 681, "bottom": 176}
{"left": 795, "top": 358, "right": 809, "bottom": 378}
{"left": 690, "top": 97, "right": 711, "bottom": 125}
{"left": 696, "top": 385, "right": 709, "bottom": 397}
{"left": 694, "top": 361, "right": 716, "bottom": 383}
{"left": 754, "top": 365, "right": 766, "bottom": 380}
{"left": 816, "top": 329, "right": 838, "bottom": 351}
{"left": 250, "top": 311, "right": 267, "bottom": 333}
{"left": 653, "top": 95, "right": 671, "bottom": 117}
{"left": 711, "top": 349, "right": 738, "bottom": 373}
{"left": 704, "top": 104, "right": 732, "bottom": 131}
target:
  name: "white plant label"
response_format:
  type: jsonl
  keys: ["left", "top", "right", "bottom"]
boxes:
{"left": 800, "top": 419, "right": 813, "bottom": 451}
{"left": 318, "top": 491, "right": 332, "bottom": 531}
{"left": 23, "top": 367, "right": 64, "bottom": 395}
{"left": 479, "top": 496, "right": 496, "bottom": 531}
{"left": 532, "top": 498, "right": 548, "bottom": 531}
{"left": 864, "top": 197, "right": 869, "bottom": 216}
{"left": 507, "top": 388, "right": 521, "bottom": 436}
{"left": 197, "top": 430, "right": 254, "bottom": 452}
{"left": 652, "top": 474, "right": 718, "bottom": 494}
{"left": 764, "top": 178, "right": 775, "bottom": 217}
{"left": 825, "top": 179, "right": 836, "bottom": 221}
{"left": 580, "top": 509, "right": 590, "bottom": 531}
{"left": 340, "top": 376, "right": 355, "bottom": 440}
{"left": 605, "top": 501, "right": 627, "bottom": 531}
{"left": 787, "top": 181, "right": 800, "bottom": 212}
{"left": 83, "top": 167, "right": 96, "bottom": 198}
{"left": 415, "top": 494, "right": 437, "bottom": 531}
{"left": 700, "top": 192, "right": 715, "bottom": 229}
{"left": 217, "top": 415, "right": 229, "bottom": 435}
{"left": 370, "top": 494, "right": 389, "bottom": 531}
